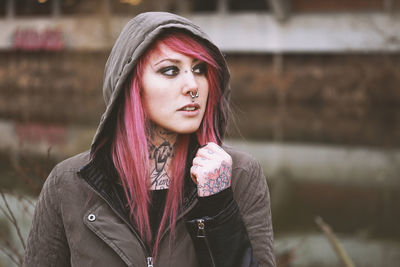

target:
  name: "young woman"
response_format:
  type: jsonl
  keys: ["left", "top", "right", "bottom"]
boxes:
{"left": 24, "top": 12, "right": 275, "bottom": 267}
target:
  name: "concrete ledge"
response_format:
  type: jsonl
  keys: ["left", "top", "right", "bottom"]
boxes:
{"left": 226, "top": 139, "right": 400, "bottom": 187}
{"left": 0, "top": 13, "right": 399, "bottom": 52}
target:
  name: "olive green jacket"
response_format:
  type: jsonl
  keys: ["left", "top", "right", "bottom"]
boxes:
{"left": 24, "top": 146, "right": 275, "bottom": 266}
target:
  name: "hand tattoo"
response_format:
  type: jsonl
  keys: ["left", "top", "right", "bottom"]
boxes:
{"left": 197, "top": 161, "right": 232, "bottom": 196}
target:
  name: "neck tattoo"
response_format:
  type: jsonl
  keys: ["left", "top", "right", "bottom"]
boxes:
{"left": 147, "top": 123, "right": 177, "bottom": 190}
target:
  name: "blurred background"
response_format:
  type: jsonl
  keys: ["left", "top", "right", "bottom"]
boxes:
{"left": 0, "top": 0, "right": 399, "bottom": 266}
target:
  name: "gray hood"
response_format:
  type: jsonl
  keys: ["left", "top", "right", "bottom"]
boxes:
{"left": 91, "top": 12, "right": 231, "bottom": 151}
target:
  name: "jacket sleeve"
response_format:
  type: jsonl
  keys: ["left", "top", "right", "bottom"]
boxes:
{"left": 185, "top": 187, "right": 257, "bottom": 267}
{"left": 233, "top": 160, "right": 276, "bottom": 267}
{"left": 23, "top": 166, "right": 71, "bottom": 267}
{"left": 184, "top": 159, "right": 276, "bottom": 267}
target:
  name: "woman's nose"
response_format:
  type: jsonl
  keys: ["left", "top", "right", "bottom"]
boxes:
{"left": 182, "top": 70, "right": 198, "bottom": 95}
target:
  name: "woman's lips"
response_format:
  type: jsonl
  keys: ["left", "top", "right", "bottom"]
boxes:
{"left": 178, "top": 103, "right": 200, "bottom": 111}
{"left": 178, "top": 103, "right": 200, "bottom": 116}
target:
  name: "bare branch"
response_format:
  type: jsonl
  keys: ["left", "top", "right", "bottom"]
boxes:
{"left": 0, "top": 202, "right": 14, "bottom": 223}
{"left": 0, "top": 191, "right": 26, "bottom": 250}
{"left": 9, "top": 152, "right": 41, "bottom": 195}
{"left": 16, "top": 193, "right": 35, "bottom": 208}
{"left": 315, "top": 216, "right": 355, "bottom": 267}
{"left": 0, "top": 232, "right": 23, "bottom": 265}
{"left": 0, "top": 246, "right": 20, "bottom": 266}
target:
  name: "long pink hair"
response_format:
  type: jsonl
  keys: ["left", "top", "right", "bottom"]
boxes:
{"left": 110, "top": 31, "right": 223, "bottom": 257}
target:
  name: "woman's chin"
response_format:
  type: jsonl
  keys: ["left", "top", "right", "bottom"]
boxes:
{"left": 164, "top": 124, "right": 201, "bottom": 135}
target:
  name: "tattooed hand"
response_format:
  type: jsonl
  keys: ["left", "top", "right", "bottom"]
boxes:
{"left": 190, "top": 142, "right": 232, "bottom": 197}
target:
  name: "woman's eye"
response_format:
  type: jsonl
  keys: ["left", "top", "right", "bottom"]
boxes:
{"left": 192, "top": 63, "right": 207, "bottom": 75}
{"left": 160, "top": 66, "right": 179, "bottom": 76}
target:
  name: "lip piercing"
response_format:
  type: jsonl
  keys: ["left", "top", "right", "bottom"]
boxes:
{"left": 189, "top": 91, "right": 199, "bottom": 100}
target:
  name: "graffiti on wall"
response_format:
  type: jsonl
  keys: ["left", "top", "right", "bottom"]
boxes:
{"left": 13, "top": 28, "right": 64, "bottom": 51}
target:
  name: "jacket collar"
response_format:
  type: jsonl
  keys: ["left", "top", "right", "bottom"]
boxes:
{"left": 78, "top": 155, "right": 130, "bottom": 223}
{"left": 77, "top": 145, "right": 198, "bottom": 228}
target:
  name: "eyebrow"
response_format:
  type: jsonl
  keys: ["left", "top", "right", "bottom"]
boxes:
{"left": 154, "top": 58, "right": 180, "bottom": 66}
{"left": 154, "top": 58, "right": 201, "bottom": 66}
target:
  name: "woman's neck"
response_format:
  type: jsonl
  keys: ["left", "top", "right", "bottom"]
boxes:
{"left": 147, "top": 122, "right": 177, "bottom": 190}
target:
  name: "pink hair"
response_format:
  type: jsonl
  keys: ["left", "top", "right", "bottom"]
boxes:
{"left": 111, "top": 31, "right": 222, "bottom": 258}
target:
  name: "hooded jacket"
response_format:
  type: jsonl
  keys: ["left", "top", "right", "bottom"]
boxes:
{"left": 23, "top": 12, "right": 276, "bottom": 267}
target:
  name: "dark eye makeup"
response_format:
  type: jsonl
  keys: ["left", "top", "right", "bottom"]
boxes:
{"left": 192, "top": 62, "right": 207, "bottom": 75}
{"left": 159, "top": 66, "right": 179, "bottom": 76}
{"left": 157, "top": 62, "right": 207, "bottom": 77}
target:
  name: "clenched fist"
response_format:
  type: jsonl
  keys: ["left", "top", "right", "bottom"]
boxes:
{"left": 190, "top": 142, "right": 232, "bottom": 197}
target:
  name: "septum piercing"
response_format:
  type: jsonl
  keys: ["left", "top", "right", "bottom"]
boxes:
{"left": 189, "top": 91, "right": 199, "bottom": 99}
{"left": 189, "top": 91, "right": 199, "bottom": 101}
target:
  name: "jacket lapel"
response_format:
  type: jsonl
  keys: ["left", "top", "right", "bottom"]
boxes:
{"left": 83, "top": 202, "right": 147, "bottom": 267}
{"left": 78, "top": 144, "right": 199, "bottom": 263}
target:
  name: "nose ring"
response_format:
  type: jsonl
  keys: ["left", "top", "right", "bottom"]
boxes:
{"left": 189, "top": 91, "right": 199, "bottom": 101}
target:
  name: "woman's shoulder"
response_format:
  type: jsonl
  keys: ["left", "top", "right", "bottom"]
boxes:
{"left": 55, "top": 150, "right": 91, "bottom": 172}
{"left": 222, "top": 143, "right": 266, "bottom": 190}
{"left": 44, "top": 150, "right": 91, "bottom": 187}
{"left": 222, "top": 144, "right": 269, "bottom": 210}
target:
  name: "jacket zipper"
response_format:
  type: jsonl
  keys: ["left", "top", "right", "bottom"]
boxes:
{"left": 146, "top": 256, "right": 153, "bottom": 267}
{"left": 197, "top": 219, "right": 216, "bottom": 267}
{"left": 144, "top": 190, "right": 197, "bottom": 267}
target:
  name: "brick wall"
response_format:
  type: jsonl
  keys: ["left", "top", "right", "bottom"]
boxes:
{"left": 1, "top": 52, "right": 399, "bottom": 147}
{"left": 0, "top": 51, "right": 106, "bottom": 124}
{"left": 226, "top": 54, "right": 400, "bottom": 147}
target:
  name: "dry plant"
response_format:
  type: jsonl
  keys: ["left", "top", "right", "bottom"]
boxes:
{"left": 0, "top": 146, "right": 53, "bottom": 266}
{"left": 0, "top": 191, "right": 31, "bottom": 266}
{"left": 315, "top": 216, "right": 355, "bottom": 267}
{"left": 275, "top": 237, "right": 305, "bottom": 267}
